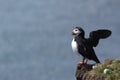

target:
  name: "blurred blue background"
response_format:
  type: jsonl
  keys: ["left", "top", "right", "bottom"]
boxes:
{"left": 0, "top": 0, "right": 120, "bottom": 80}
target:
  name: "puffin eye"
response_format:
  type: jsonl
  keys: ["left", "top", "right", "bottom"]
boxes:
{"left": 75, "top": 29, "right": 78, "bottom": 31}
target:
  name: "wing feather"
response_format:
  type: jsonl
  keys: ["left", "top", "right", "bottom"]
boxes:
{"left": 89, "top": 29, "right": 112, "bottom": 47}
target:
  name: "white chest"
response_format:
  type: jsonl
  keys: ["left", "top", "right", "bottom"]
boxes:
{"left": 71, "top": 38, "right": 78, "bottom": 53}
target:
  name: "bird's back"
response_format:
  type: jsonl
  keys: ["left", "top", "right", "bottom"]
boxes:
{"left": 75, "top": 36, "right": 100, "bottom": 63}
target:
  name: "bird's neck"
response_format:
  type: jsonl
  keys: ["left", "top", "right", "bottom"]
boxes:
{"left": 77, "top": 34, "right": 85, "bottom": 39}
{"left": 74, "top": 35, "right": 85, "bottom": 42}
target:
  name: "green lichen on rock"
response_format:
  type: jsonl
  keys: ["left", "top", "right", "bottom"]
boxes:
{"left": 91, "top": 58, "right": 120, "bottom": 80}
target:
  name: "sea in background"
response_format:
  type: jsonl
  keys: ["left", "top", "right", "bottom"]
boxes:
{"left": 0, "top": 0, "right": 120, "bottom": 80}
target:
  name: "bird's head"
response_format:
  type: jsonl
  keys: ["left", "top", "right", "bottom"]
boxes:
{"left": 71, "top": 27, "right": 85, "bottom": 37}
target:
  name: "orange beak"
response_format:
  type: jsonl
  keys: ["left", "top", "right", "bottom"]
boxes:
{"left": 71, "top": 31, "right": 75, "bottom": 35}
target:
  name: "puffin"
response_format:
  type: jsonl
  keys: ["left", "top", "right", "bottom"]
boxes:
{"left": 71, "top": 27, "right": 112, "bottom": 64}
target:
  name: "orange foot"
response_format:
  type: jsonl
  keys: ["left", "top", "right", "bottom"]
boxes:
{"left": 79, "top": 61, "right": 87, "bottom": 64}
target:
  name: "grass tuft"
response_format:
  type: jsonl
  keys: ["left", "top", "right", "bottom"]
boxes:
{"left": 90, "top": 58, "right": 120, "bottom": 80}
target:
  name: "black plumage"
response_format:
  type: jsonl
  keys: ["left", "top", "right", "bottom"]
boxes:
{"left": 71, "top": 27, "right": 112, "bottom": 64}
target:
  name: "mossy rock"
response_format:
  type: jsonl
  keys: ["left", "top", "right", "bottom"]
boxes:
{"left": 76, "top": 58, "right": 120, "bottom": 80}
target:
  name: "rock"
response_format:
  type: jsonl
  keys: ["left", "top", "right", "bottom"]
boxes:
{"left": 103, "top": 59, "right": 113, "bottom": 65}
{"left": 75, "top": 58, "right": 120, "bottom": 80}
{"left": 75, "top": 63, "right": 105, "bottom": 80}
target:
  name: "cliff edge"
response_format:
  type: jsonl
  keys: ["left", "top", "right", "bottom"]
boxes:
{"left": 76, "top": 58, "right": 120, "bottom": 80}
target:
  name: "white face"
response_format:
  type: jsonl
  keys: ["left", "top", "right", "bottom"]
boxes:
{"left": 73, "top": 28, "right": 81, "bottom": 35}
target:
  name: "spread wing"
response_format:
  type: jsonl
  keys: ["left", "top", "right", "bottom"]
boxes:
{"left": 88, "top": 29, "right": 112, "bottom": 47}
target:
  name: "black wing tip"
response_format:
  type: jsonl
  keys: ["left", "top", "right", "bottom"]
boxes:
{"left": 97, "top": 29, "right": 112, "bottom": 39}
{"left": 89, "top": 29, "right": 112, "bottom": 47}
{"left": 108, "top": 30, "right": 112, "bottom": 35}
{"left": 106, "top": 30, "right": 112, "bottom": 37}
